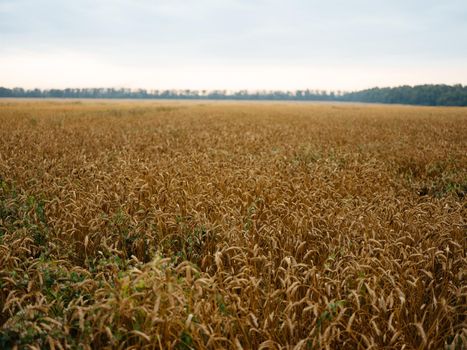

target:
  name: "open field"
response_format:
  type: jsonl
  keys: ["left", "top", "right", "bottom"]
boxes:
{"left": 0, "top": 101, "right": 466, "bottom": 349}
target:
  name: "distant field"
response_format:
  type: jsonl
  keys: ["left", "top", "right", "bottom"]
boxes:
{"left": 0, "top": 101, "right": 465, "bottom": 349}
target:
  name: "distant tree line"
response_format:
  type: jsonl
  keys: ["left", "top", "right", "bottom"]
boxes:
{"left": 0, "top": 87, "right": 338, "bottom": 101}
{"left": 340, "top": 84, "right": 467, "bottom": 106}
{"left": 1, "top": 84, "right": 466, "bottom": 106}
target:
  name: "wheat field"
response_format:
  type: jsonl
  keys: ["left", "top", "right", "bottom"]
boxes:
{"left": 0, "top": 101, "right": 465, "bottom": 349}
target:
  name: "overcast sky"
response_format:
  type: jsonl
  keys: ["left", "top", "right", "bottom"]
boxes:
{"left": 1, "top": 0, "right": 466, "bottom": 90}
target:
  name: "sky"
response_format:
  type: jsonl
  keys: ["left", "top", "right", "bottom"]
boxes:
{"left": 1, "top": 0, "right": 466, "bottom": 91}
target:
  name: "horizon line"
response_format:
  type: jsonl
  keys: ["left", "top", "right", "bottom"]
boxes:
{"left": 2, "top": 83, "right": 466, "bottom": 93}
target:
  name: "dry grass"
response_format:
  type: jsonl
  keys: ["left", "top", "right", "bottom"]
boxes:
{"left": 0, "top": 100, "right": 466, "bottom": 349}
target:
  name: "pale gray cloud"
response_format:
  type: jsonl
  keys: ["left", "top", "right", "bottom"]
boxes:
{"left": 1, "top": 0, "right": 466, "bottom": 89}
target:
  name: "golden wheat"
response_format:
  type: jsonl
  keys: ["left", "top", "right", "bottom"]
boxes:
{"left": 0, "top": 101, "right": 466, "bottom": 349}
